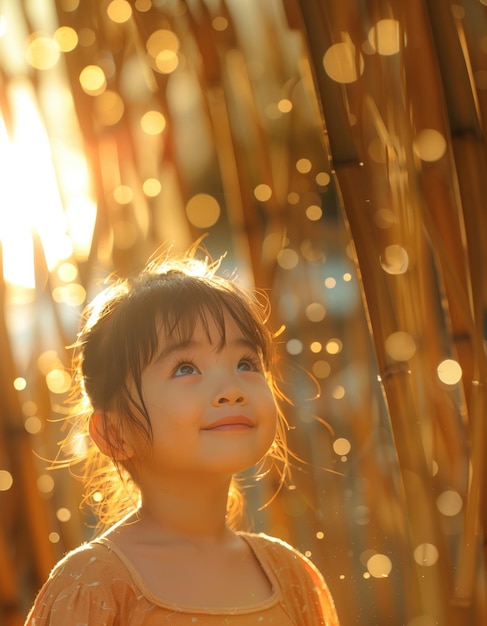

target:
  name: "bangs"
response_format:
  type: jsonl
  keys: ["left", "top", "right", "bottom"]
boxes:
{"left": 80, "top": 268, "right": 274, "bottom": 415}
{"left": 137, "top": 273, "right": 272, "bottom": 372}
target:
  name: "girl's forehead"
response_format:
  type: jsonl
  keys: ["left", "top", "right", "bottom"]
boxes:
{"left": 157, "top": 307, "right": 250, "bottom": 346}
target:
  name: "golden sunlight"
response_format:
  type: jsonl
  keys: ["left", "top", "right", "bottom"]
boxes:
{"left": 0, "top": 78, "right": 95, "bottom": 286}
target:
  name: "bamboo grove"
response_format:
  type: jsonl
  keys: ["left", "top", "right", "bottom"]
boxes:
{"left": 0, "top": 1, "right": 485, "bottom": 624}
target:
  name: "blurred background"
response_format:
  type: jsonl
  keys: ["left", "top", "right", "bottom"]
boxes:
{"left": 0, "top": 0, "right": 486, "bottom": 624}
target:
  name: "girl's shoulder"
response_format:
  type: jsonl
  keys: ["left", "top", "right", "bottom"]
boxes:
{"left": 239, "top": 531, "right": 321, "bottom": 574}
{"left": 44, "top": 538, "right": 134, "bottom": 588}
{"left": 240, "top": 531, "right": 340, "bottom": 626}
{"left": 239, "top": 530, "right": 327, "bottom": 592}
{"left": 24, "top": 540, "right": 145, "bottom": 625}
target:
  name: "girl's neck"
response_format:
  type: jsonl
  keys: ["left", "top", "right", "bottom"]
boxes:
{"left": 115, "top": 476, "right": 235, "bottom": 547}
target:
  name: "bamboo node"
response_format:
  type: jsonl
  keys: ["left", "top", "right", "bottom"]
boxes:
{"left": 378, "top": 362, "right": 411, "bottom": 382}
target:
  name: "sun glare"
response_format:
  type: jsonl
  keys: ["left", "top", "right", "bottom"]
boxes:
{"left": 0, "top": 79, "right": 96, "bottom": 287}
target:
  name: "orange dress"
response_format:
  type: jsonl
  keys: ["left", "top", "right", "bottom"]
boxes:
{"left": 25, "top": 532, "right": 340, "bottom": 625}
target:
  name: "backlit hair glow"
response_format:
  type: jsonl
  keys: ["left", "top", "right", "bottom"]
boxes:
{"left": 60, "top": 247, "right": 290, "bottom": 532}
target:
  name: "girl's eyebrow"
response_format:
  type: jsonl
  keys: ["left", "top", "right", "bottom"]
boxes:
{"left": 154, "top": 336, "right": 258, "bottom": 363}
{"left": 230, "top": 337, "right": 259, "bottom": 353}
{"left": 154, "top": 339, "right": 197, "bottom": 363}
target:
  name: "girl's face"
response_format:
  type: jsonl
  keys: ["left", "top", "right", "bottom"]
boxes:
{"left": 125, "top": 310, "right": 278, "bottom": 488}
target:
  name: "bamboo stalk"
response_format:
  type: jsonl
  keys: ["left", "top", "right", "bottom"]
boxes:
{"left": 421, "top": 1, "right": 487, "bottom": 606}
{"left": 0, "top": 254, "right": 56, "bottom": 599}
{"left": 182, "top": 0, "right": 285, "bottom": 288}
{"left": 293, "top": 0, "right": 479, "bottom": 622}
{"left": 336, "top": 162, "right": 456, "bottom": 623}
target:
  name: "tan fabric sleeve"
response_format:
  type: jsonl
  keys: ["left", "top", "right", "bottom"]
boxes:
{"left": 300, "top": 549, "right": 341, "bottom": 626}
{"left": 245, "top": 533, "right": 340, "bottom": 626}
{"left": 23, "top": 543, "right": 149, "bottom": 626}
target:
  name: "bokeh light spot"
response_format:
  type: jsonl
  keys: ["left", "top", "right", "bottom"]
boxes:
{"left": 14, "top": 377, "right": 27, "bottom": 391}
{"left": 22, "top": 401, "right": 37, "bottom": 417}
{"left": 368, "top": 19, "right": 402, "bottom": 56}
{"left": 354, "top": 506, "right": 371, "bottom": 525}
{"left": 37, "top": 474, "right": 55, "bottom": 494}
{"left": 57, "top": 262, "right": 78, "bottom": 282}
{"left": 437, "top": 490, "right": 463, "bottom": 516}
{"left": 323, "top": 41, "right": 364, "bottom": 84}
{"left": 437, "top": 359, "right": 462, "bottom": 385}
{"left": 143, "top": 178, "right": 162, "bottom": 197}
{"left": 316, "top": 171, "right": 331, "bottom": 186}
{"left": 296, "top": 158, "right": 312, "bottom": 173}
{"left": 155, "top": 50, "right": 179, "bottom": 74}
{"left": 312, "top": 360, "right": 331, "bottom": 379}
{"left": 26, "top": 35, "right": 60, "bottom": 70}
{"left": 56, "top": 507, "right": 72, "bottom": 522}
{"left": 0, "top": 470, "right": 13, "bottom": 491}
{"left": 37, "top": 351, "right": 62, "bottom": 376}
{"left": 287, "top": 192, "right": 299, "bottom": 204}
{"left": 147, "top": 29, "right": 180, "bottom": 73}
{"left": 305, "top": 302, "right": 326, "bottom": 322}
{"left": 374, "top": 208, "right": 397, "bottom": 228}
{"left": 78, "top": 28, "right": 96, "bottom": 47}
{"left": 135, "top": 0, "right": 151, "bottom": 11}
{"left": 53, "top": 283, "right": 86, "bottom": 307}
{"left": 141, "top": 110, "right": 166, "bottom": 135}
{"left": 94, "top": 90, "right": 125, "bottom": 126}
{"left": 277, "top": 248, "right": 299, "bottom": 270}
{"left": 380, "top": 244, "right": 409, "bottom": 274}
{"left": 306, "top": 204, "right": 322, "bottom": 221}
{"left": 413, "top": 543, "right": 439, "bottom": 567}
{"left": 332, "top": 385, "right": 345, "bottom": 399}
{"left": 147, "top": 29, "right": 180, "bottom": 57}
{"left": 286, "top": 338, "right": 303, "bottom": 355}
{"left": 46, "top": 369, "right": 72, "bottom": 394}
{"left": 413, "top": 129, "right": 447, "bottom": 162}
{"left": 254, "top": 184, "right": 272, "bottom": 202}
{"left": 113, "top": 185, "right": 134, "bottom": 205}
{"left": 326, "top": 339, "right": 342, "bottom": 354}
{"left": 212, "top": 16, "right": 228, "bottom": 31}
{"left": 61, "top": 0, "right": 80, "bottom": 10}
{"left": 333, "top": 438, "right": 351, "bottom": 456}
{"left": 367, "top": 553, "right": 393, "bottom": 578}
{"left": 79, "top": 65, "right": 106, "bottom": 95}
{"left": 107, "top": 0, "right": 133, "bottom": 23}
{"left": 385, "top": 331, "right": 416, "bottom": 361}
{"left": 25, "top": 416, "right": 43, "bottom": 434}
{"left": 277, "top": 98, "right": 292, "bottom": 113}
{"left": 186, "top": 194, "right": 220, "bottom": 228}
{"left": 53, "top": 26, "right": 78, "bottom": 52}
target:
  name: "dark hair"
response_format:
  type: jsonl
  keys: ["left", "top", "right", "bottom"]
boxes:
{"left": 64, "top": 250, "right": 289, "bottom": 531}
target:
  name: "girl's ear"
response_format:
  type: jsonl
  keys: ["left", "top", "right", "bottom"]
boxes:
{"left": 89, "top": 411, "right": 135, "bottom": 461}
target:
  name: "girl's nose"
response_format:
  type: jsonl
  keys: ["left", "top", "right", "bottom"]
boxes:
{"left": 213, "top": 388, "right": 248, "bottom": 406}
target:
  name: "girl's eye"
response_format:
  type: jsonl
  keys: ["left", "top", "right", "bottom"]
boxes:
{"left": 237, "top": 356, "right": 261, "bottom": 372}
{"left": 173, "top": 362, "right": 199, "bottom": 377}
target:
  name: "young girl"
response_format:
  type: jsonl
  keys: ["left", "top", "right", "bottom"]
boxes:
{"left": 25, "top": 248, "right": 340, "bottom": 625}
